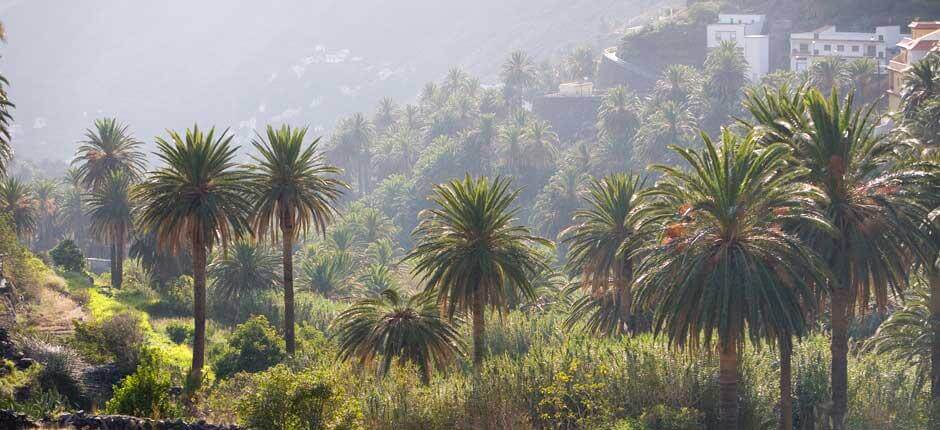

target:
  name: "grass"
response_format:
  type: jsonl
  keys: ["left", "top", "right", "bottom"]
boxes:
{"left": 59, "top": 270, "right": 192, "bottom": 372}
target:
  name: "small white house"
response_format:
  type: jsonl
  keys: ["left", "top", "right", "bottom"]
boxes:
{"left": 706, "top": 14, "right": 770, "bottom": 82}
{"left": 557, "top": 81, "right": 594, "bottom": 97}
{"left": 789, "top": 25, "right": 905, "bottom": 73}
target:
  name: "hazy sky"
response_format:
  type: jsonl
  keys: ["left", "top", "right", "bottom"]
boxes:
{"left": 0, "top": 0, "right": 660, "bottom": 164}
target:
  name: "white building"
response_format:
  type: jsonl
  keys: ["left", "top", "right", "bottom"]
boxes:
{"left": 887, "top": 21, "right": 940, "bottom": 110}
{"left": 789, "top": 25, "right": 905, "bottom": 73}
{"left": 706, "top": 14, "right": 770, "bottom": 81}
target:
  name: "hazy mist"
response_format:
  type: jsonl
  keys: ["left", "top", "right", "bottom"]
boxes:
{"left": 0, "top": 0, "right": 662, "bottom": 163}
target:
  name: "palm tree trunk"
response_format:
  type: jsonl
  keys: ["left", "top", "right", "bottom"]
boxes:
{"left": 113, "top": 229, "right": 125, "bottom": 289}
{"left": 110, "top": 242, "right": 120, "bottom": 288}
{"left": 281, "top": 223, "right": 296, "bottom": 355}
{"left": 189, "top": 236, "right": 208, "bottom": 389}
{"left": 829, "top": 285, "right": 850, "bottom": 430}
{"left": 929, "top": 265, "right": 940, "bottom": 402}
{"left": 471, "top": 292, "right": 486, "bottom": 371}
{"left": 719, "top": 341, "right": 739, "bottom": 430}
{"left": 779, "top": 335, "right": 793, "bottom": 430}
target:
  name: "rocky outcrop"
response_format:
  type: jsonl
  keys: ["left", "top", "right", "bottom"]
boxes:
{"left": 0, "top": 409, "right": 36, "bottom": 429}
{"left": 46, "top": 412, "right": 242, "bottom": 430}
{"left": 0, "top": 410, "right": 242, "bottom": 430}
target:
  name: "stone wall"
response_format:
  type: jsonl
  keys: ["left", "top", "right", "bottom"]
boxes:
{"left": 531, "top": 95, "right": 601, "bottom": 142}
{"left": 0, "top": 410, "right": 240, "bottom": 430}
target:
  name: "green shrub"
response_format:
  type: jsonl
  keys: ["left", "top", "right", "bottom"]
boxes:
{"left": 151, "top": 275, "right": 194, "bottom": 316}
{"left": 165, "top": 321, "right": 193, "bottom": 345}
{"left": 638, "top": 405, "right": 703, "bottom": 430}
{"left": 72, "top": 312, "right": 146, "bottom": 372}
{"left": 105, "top": 347, "right": 182, "bottom": 419}
{"left": 236, "top": 364, "right": 362, "bottom": 430}
{"left": 49, "top": 239, "right": 84, "bottom": 272}
{"left": 15, "top": 336, "right": 88, "bottom": 407}
{"left": 212, "top": 315, "right": 286, "bottom": 380}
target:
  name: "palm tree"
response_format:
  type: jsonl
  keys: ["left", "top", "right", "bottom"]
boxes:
{"left": 561, "top": 173, "right": 650, "bottom": 336}
{"left": 208, "top": 240, "right": 281, "bottom": 324}
{"left": 522, "top": 120, "right": 559, "bottom": 173}
{"left": 846, "top": 58, "right": 878, "bottom": 103}
{"left": 635, "top": 101, "right": 698, "bottom": 166}
{"left": 86, "top": 171, "right": 134, "bottom": 289}
{"left": 0, "top": 23, "right": 14, "bottom": 178}
{"left": 334, "top": 114, "right": 375, "bottom": 195}
{"left": 597, "top": 86, "right": 640, "bottom": 144}
{"left": 865, "top": 278, "right": 932, "bottom": 395}
{"left": 407, "top": 176, "right": 550, "bottom": 369}
{"left": 498, "top": 123, "right": 526, "bottom": 177}
{"left": 248, "top": 124, "right": 346, "bottom": 354}
{"left": 134, "top": 126, "right": 253, "bottom": 387}
{"left": 73, "top": 118, "right": 145, "bottom": 190}
{"left": 31, "top": 179, "right": 59, "bottom": 250}
{"left": 652, "top": 64, "right": 703, "bottom": 105}
{"left": 356, "top": 263, "right": 398, "bottom": 297}
{"left": 332, "top": 289, "right": 464, "bottom": 384}
{"left": 636, "top": 131, "right": 825, "bottom": 430}
{"left": 298, "top": 250, "right": 356, "bottom": 298}
{"left": 501, "top": 51, "right": 536, "bottom": 107}
{"left": 0, "top": 177, "right": 35, "bottom": 241}
{"left": 743, "top": 89, "right": 932, "bottom": 429}
{"left": 704, "top": 40, "right": 749, "bottom": 106}
{"left": 531, "top": 165, "right": 587, "bottom": 241}
{"left": 808, "top": 56, "right": 848, "bottom": 94}
{"left": 374, "top": 97, "right": 399, "bottom": 133}
{"left": 565, "top": 46, "right": 595, "bottom": 81}
{"left": 900, "top": 52, "right": 939, "bottom": 117}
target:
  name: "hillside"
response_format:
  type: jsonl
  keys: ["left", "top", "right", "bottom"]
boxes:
{"left": 0, "top": 0, "right": 677, "bottom": 163}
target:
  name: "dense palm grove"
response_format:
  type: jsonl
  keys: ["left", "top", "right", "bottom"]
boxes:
{"left": 2, "top": 13, "right": 940, "bottom": 430}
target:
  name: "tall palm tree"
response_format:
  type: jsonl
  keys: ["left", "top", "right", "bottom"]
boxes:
{"left": 86, "top": 171, "right": 134, "bottom": 289}
{"left": 248, "top": 124, "right": 346, "bottom": 354}
{"left": 597, "top": 86, "right": 640, "bottom": 144}
{"left": 332, "top": 289, "right": 464, "bottom": 384}
{"left": 744, "top": 89, "right": 932, "bottom": 429}
{"left": 0, "top": 177, "right": 35, "bottom": 241}
{"left": 73, "top": 118, "right": 145, "bottom": 190}
{"left": 704, "top": 40, "right": 749, "bottom": 106}
{"left": 500, "top": 51, "right": 536, "bottom": 107}
{"left": 636, "top": 131, "right": 825, "bottom": 430}
{"left": 407, "top": 176, "right": 550, "bottom": 369}
{"left": 335, "top": 114, "right": 375, "bottom": 196}
{"left": 531, "top": 165, "right": 587, "bottom": 241}
{"left": 134, "top": 126, "right": 253, "bottom": 387}
{"left": 498, "top": 123, "right": 526, "bottom": 177}
{"left": 208, "top": 239, "right": 281, "bottom": 324}
{"left": 561, "top": 173, "right": 650, "bottom": 336}
{"left": 31, "top": 179, "right": 59, "bottom": 250}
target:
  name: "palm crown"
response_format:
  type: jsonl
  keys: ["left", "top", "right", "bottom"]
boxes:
{"left": 73, "top": 118, "right": 146, "bottom": 190}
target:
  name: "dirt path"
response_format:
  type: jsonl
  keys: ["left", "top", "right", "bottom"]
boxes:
{"left": 29, "top": 286, "right": 86, "bottom": 337}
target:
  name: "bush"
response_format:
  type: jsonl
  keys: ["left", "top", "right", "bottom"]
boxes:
{"left": 72, "top": 312, "right": 146, "bottom": 373}
{"left": 151, "top": 275, "right": 194, "bottom": 316}
{"left": 212, "top": 315, "right": 286, "bottom": 380}
{"left": 236, "top": 364, "right": 362, "bottom": 430}
{"left": 165, "top": 321, "right": 194, "bottom": 345}
{"left": 105, "top": 347, "right": 182, "bottom": 419}
{"left": 50, "top": 239, "right": 84, "bottom": 272}
{"left": 637, "top": 405, "right": 703, "bottom": 430}
{"left": 15, "top": 336, "right": 88, "bottom": 407}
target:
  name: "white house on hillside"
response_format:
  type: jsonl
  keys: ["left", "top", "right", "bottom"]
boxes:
{"left": 789, "top": 25, "right": 905, "bottom": 73}
{"left": 706, "top": 14, "right": 770, "bottom": 81}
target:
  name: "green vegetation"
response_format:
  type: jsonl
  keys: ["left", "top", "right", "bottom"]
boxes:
{"left": 2, "top": 11, "right": 940, "bottom": 430}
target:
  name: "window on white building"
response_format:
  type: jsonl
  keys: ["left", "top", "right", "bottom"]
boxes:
{"left": 824, "top": 44, "right": 831, "bottom": 51}
{"left": 837, "top": 45, "right": 844, "bottom": 52}
{"left": 852, "top": 45, "right": 859, "bottom": 52}
{"left": 800, "top": 43, "right": 809, "bottom": 53}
